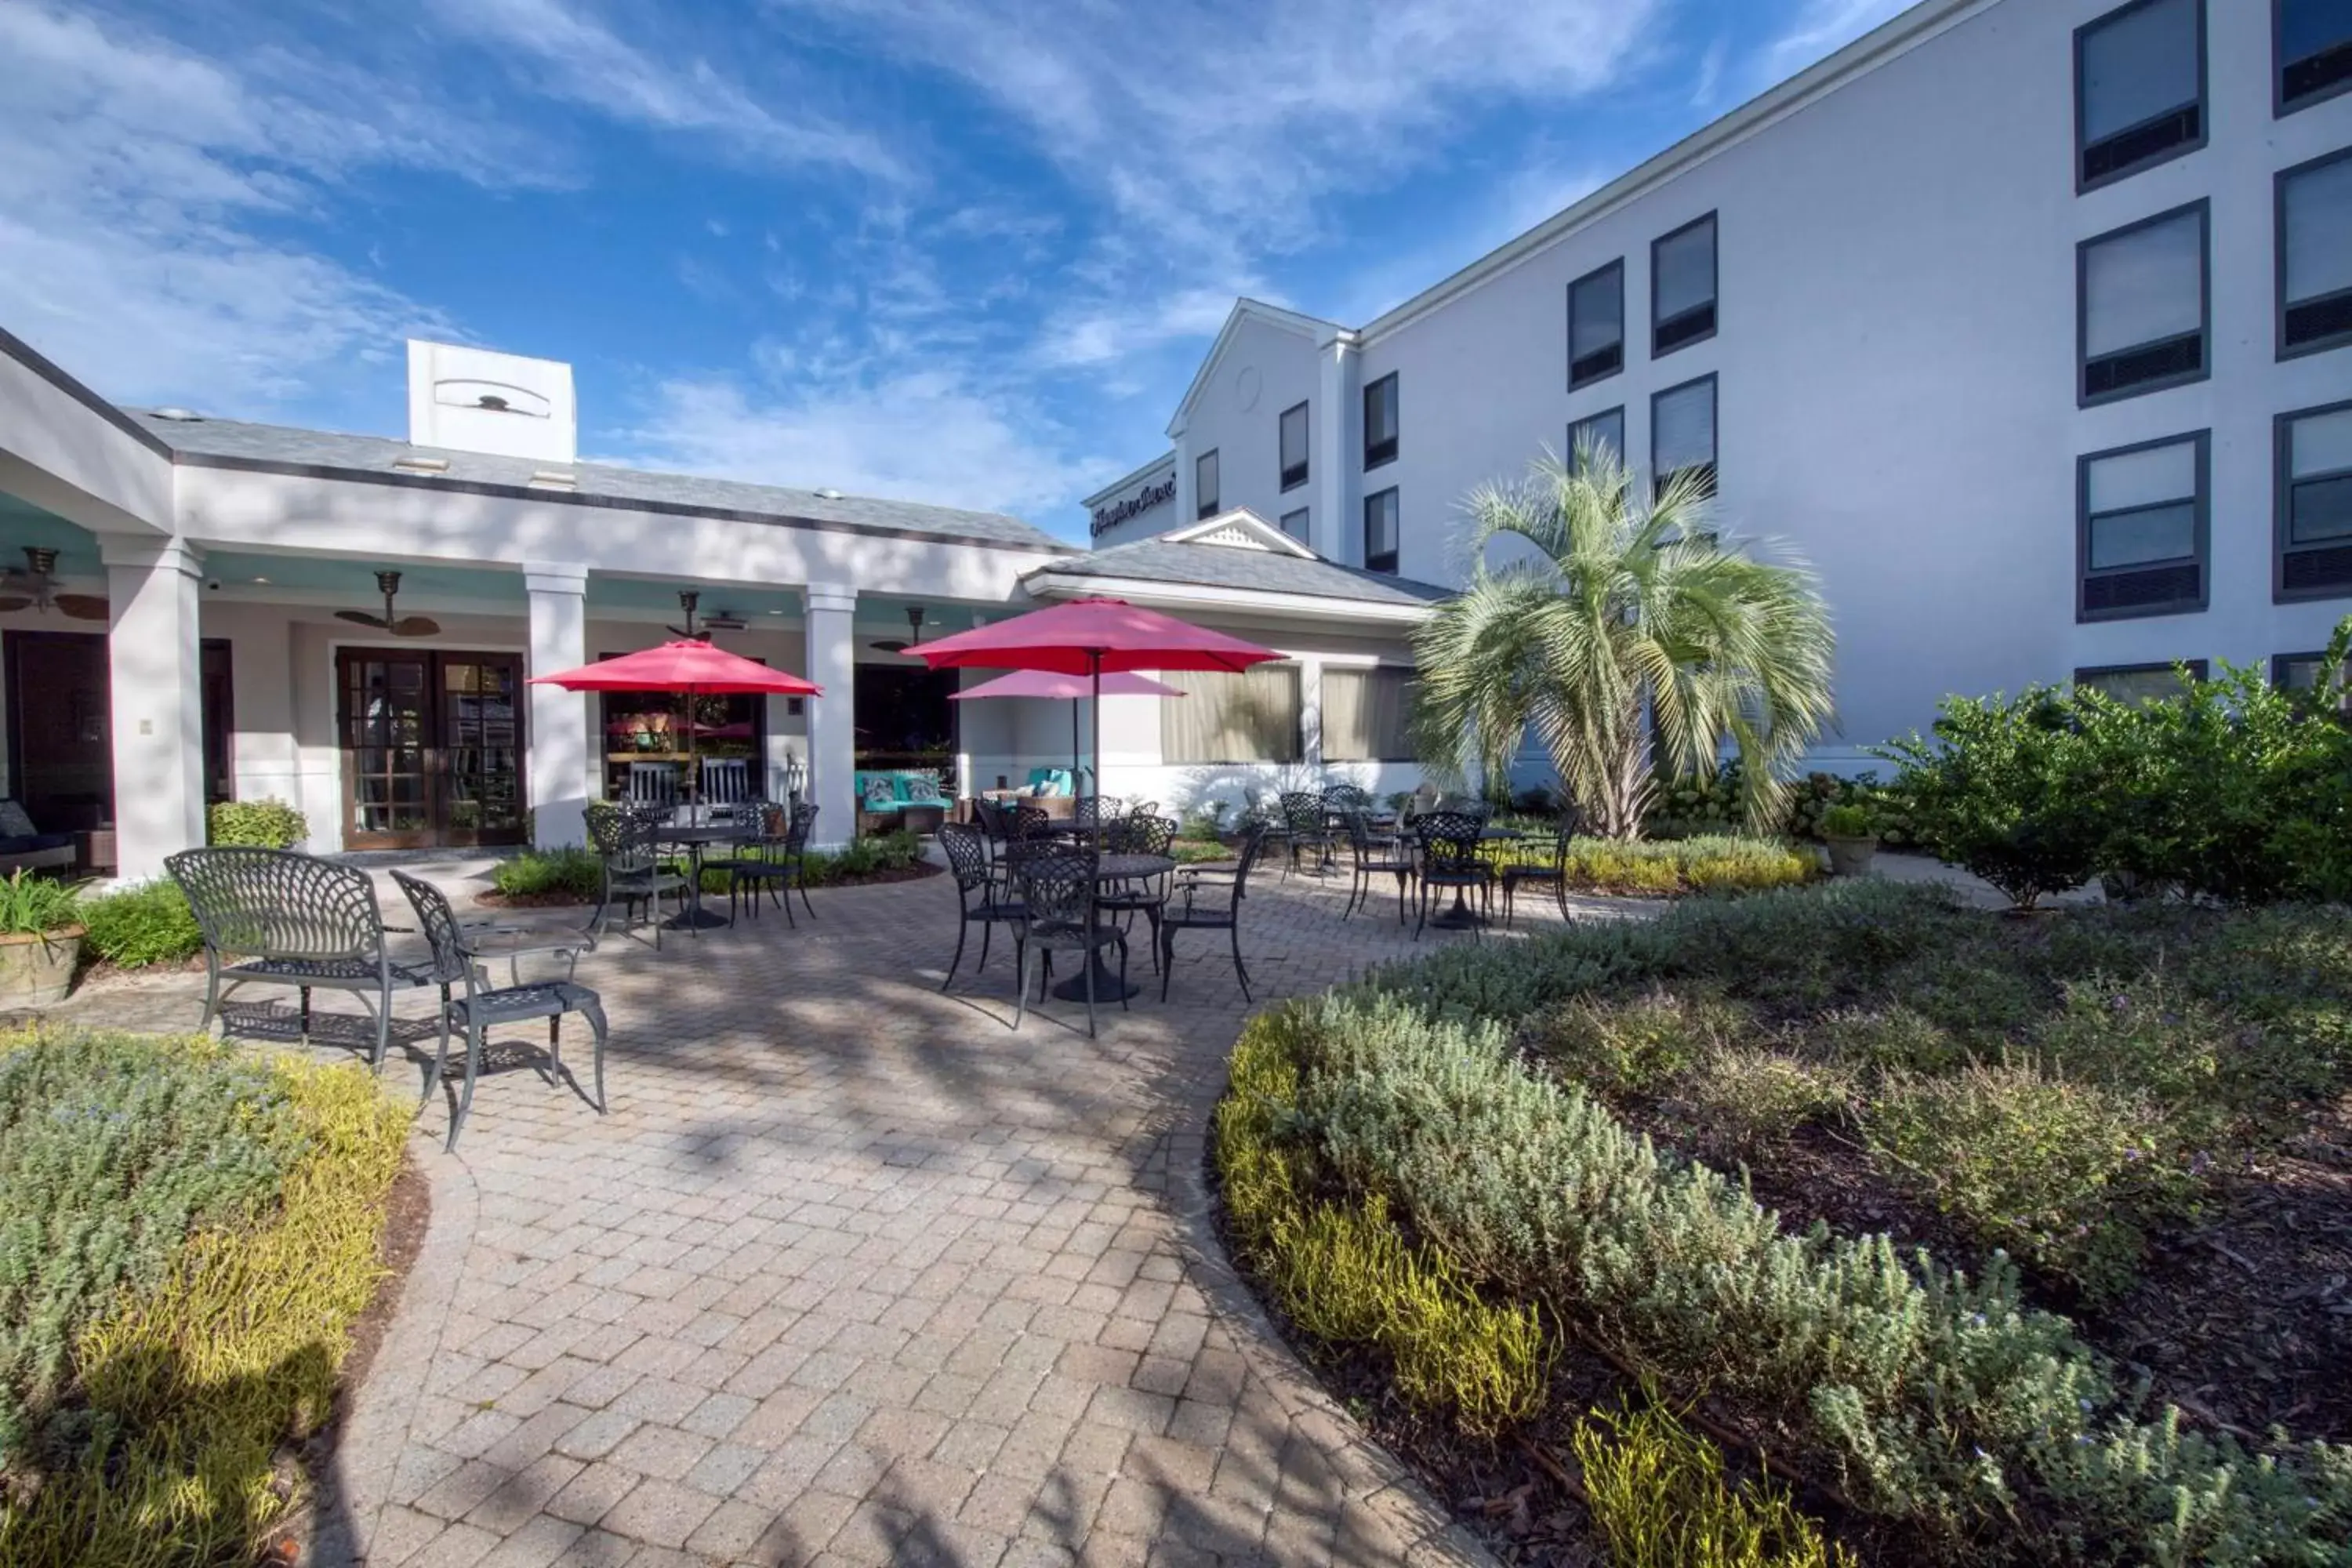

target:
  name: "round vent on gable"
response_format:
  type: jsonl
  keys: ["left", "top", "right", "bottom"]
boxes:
{"left": 1234, "top": 365, "right": 1261, "bottom": 412}
{"left": 150, "top": 407, "right": 203, "bottom": 422}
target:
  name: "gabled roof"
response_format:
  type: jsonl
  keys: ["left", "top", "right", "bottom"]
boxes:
{"left": 1081, "top": 450, "right": 1176, "bottom": 511}
{"left": 122, "top": 409, "right": 1073, "bottom": 554}
{"left": 1023, "top": 508, "right": 1449, "bottom": 615}
{"left": 1168, "top": 299, "right": 1352, "bottom": 437}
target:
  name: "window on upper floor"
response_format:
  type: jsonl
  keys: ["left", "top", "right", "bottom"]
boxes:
{"left": 2280, "top": 149, "right": 2352, "bottom": 360}
{"left": 2078, "top": 431, "right": 2207, "bottom": 621}
{"left": 2074, "top": 661, "right": 2208, "bottom": 702}
{"left": 2077, "top": 0, "right": 2205, "bottom": 190}
{"left": 1568, "top": 408, "right": 1625, "bottom": 477}
{"left": 1364, "top": 488, "right": 1399, "bottom": 575}
{"left": 1567, "top": 260, "right": 1624, "bottom": 389}
{"left": 1279, "top": 506, "right": 1309, "bottom": 543}
{"left": 2278, "top": 401, "right": 2352, "bottom": 599}
{"left": 1279, "top": 401, "right": 1309, "bottom": 491}
{"left": 2079, "top": 202, "right": 2207, "bottom": 405}
{"left": 2278, "top": 0, "right": 2352, "bottom": 113}
{"left": 1651, "top": 216, "right": 1717, "bottom": 356}
{"left": 1363, "top": 373, "right": 1399, "bottom": 469}
{"left": 1196, "top": 448, "right": 1219, "bottom": 519}
{"left": 1651, "top": 377, "right": 1717, "bottom": 499}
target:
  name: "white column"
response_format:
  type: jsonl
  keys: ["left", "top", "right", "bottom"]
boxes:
{"left": 804, "top": 584, "right": 857, "bottom": 848}
{"left": 1314, "top": 336, "right": 1357, "bottom": 564}
{"left": 524, "top": 562, "right": 591, "bottom": 849}
{"left": 101, "top": 535, "right": 205, "bottom": 882}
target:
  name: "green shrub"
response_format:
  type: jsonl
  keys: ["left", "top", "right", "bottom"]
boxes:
{"left": 1862, "top": 1062, "right": 2192, "bottom": 1301}
{"left": 1536, "top": 989, "right": 1740, "bottom": 1098}
{"left": 0, "top": 870, "right": 81, "bottom": 936}
{"left": 0, "top": 1032, "right": 409, "bottom": 1564}
{"left": 1572, "top": 1393, "right": 1855, "bottom": 1568}
{"left": 78, "top": 881, "right": 203, "bottom": 968}
{"left": 1819, "top": 803, "right": 1872, "bottom": 840}
{"left": 491, "top": 846, "right": 603, "bottom": 900}
{"left": 1673, "top": 1047, "right": 1852, "bottom": 1160}
{"left": 1876, "top": 690, "right": 2101, "bottom": 910}
{"left": 804, "top": 829, "right": 921, "bottom": 885}
{"left": 1558, "top": 835, "right": 1816, "bottom": 897}
{"left": 204, "top": 799, "right": 307, "bottom": 850}
{"left": 1240, "top": 994, "right": 2352, "bottom": 1563}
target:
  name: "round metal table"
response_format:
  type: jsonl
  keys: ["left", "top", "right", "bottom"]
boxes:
{"left": 1425, "top": 824, "right": 1522, "bottom": 931}
{"left": 1049, "top": 852, "right": 1174, "bottom": 1001}
{"left": 657, "top": 823, "right": 750, "bottom": 931}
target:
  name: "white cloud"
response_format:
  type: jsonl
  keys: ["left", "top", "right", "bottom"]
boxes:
{"left": 422, "top": 0, "right": 906, "bottom": 182}
{"left": 611, "top": 371, "right": 1114, "bottom": 526}
{"left": 1755, "top": 0, "right": 1914, "bottom": 84}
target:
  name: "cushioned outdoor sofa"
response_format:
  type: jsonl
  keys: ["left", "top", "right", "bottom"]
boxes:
{"left": 855, "top": 769, "right": 956, "bottom": 837}
{"left": 0, "top": 800, "right": 76, "bottom": 877}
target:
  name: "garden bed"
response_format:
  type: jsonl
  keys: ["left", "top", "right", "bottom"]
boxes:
{"left": 0, "top": 1027, "right": 412, "bottom": 1565}
{"left": 1214, "top": 880, "right": 2352, "bottom": 1566}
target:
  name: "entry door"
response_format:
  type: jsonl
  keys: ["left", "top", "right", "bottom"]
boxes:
{"left": 337, "top": 649, "right": 526, "bottom": 850}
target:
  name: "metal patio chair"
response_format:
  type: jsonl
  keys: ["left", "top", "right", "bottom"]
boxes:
{"left": 1011, "top": 851, "right": 1129, "bottom": 1039}
{"left": 1278, "top": 791, "right": 1334, "bottom": 880}
{"left": 1159, "top": 825, "right": 1269, "bottom": 1004}
{"left": 1341, "top": 808, "right": 1416, "bottom": 924}
{"left": 168, "top": 847, "right": 456, "bottom": 1071}
{"left": 1413, "top": 811, "right": 1493, "bottom": 941}
{"left": 1097, "top": 813, "right": 1177, "bottom": 972}
{"left": 1500, "top": 808, "right": 1584, "bottom": 927}
{"left": 725, "top": 801, "right": 818, "bottom": 925}
{"left": 586, "top": 800, "right": 691, "bottom": 947}
{"left": 390, "top": 869, "right": 608, "bottom": 1152}
{"left": 938, "top": 822, "right": 1025, "bottom": 991}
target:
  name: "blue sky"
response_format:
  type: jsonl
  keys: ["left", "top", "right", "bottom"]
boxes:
{"left": 0, "top": 0, "right": 1908, "bottom": 540}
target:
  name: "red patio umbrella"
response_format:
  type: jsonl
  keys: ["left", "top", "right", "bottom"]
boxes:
{"left": 531, "top": 639, "right": 821, "bottom": 808}
{"left": 915, "top": 599, "right": 1276, "bottom": 801}
{"left": 949, "top": 668, "right": 1187, "bottom": 786}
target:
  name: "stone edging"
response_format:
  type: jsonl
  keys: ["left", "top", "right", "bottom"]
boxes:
{"left": 311, "top": 1131, "right": 483, "bottom": 1563}
{"left": 1160, "top": 1048, "right": 1500, "bottom": 1567}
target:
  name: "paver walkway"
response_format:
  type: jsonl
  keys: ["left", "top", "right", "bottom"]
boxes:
{"left": 48, "top": 854, "right": 1625, "bottom": 1567}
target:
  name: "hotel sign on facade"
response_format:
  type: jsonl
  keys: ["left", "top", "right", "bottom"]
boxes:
{"left": 1087, "top": 458, "right": 1178, "bottom": 541}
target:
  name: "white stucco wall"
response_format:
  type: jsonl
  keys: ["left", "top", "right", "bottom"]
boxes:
{"left": 1171, "top": 318, "right": 1325, "bottom": 549}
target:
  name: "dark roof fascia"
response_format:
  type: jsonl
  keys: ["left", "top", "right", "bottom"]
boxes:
{"left": 0, "top": 325, "right": 173, "bottom": 458}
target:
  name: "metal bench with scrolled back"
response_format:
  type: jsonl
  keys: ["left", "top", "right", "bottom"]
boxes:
{"left": 165, "top": 847, "right": 456, "bottom": 1070}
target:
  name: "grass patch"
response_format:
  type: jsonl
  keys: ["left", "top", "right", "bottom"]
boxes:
{"left": 78, "top": 882, "right": 203, "bottom": 969}
{"left": 0, "top": 1029, "right": 410, "bottom": 1565}
{"left": 1573, "top": 1394, "right": 1855, "bottom": 1568}
{"left": 1554, "top": 835, "right": 1817, "bottom": 897}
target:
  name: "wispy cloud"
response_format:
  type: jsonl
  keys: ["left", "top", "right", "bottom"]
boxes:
{"left": 1755, "top": 0, "right": 1914, "bottom": 84}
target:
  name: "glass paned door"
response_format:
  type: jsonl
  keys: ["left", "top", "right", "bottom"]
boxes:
{"left": 338, "top": 649, "right": 527, "bottom": 850}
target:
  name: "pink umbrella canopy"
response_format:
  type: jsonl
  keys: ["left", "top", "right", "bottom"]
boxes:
{"left": 946, "top": 669, "right": 1186, "bottom": 701}
{"left": 916, "top": 599, "right": 1275, "bottom": 799}
{"left": 531, "top": 640, "right": 820, "bottom": 808}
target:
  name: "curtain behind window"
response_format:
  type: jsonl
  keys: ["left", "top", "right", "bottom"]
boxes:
{"left": 1322, "top": 667, "right": 1415, "bottom": 761}
{"left": 1160, "top": 665, "right": 1301, "bottom": 763}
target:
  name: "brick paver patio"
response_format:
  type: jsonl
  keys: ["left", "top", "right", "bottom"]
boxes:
{"left": 46, "top": 853, "right": 1621, "bottom": 1567}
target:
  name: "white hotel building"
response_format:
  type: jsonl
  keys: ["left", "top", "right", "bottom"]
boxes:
{"left": 1087, "top": 0, "right": 2352, "bottom": 748}
{"left": 1, "top": 0, "right": 2346, "bottom": 882}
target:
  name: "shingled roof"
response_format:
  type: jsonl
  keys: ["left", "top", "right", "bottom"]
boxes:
{"left": 1022, "top": 511, "right": 1450, "bottom": 608}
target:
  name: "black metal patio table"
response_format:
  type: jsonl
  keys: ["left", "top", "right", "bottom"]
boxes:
{"left": 1049, "top": 852, "right": 1175, "bottom": 1002}
{"left": 656, "top": 822, "right": 746, "bottom": 931}
{"left": 1428, "top": 824, "right": 1523, "bottom": 931}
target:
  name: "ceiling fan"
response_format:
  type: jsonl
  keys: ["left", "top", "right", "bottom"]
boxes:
{"left": 869, "top": 605, "right": 928, "bottom": 654}
{"left": 666, "top": 590, "right": 746, "bottom": 640}
{"left": 334, "top": 570, "right": 441, "bottom": 637}
{"left": 0, "top": 546, "right": 109, "bottom": 622}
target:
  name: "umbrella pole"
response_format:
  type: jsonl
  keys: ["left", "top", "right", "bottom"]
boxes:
{"left": 684, "top": 683, "right": 699, "bottom": 815}
{"left": 1071, "top": 703, "right": 1082, "bottom": 792}
{"left": 1091, "top": 652, "right": 1102, "bottom": 810}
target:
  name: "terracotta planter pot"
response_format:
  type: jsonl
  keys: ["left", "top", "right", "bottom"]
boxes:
{"left": 0, "top": 925, "right": 84, "bottom": 1007}
{"left": 1824, "top": 836, "right": 1877, "bottom": 878}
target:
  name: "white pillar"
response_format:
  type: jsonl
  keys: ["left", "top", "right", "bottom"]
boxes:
{"left": 805, "top": 584, "right": 857, "bottom": 848}
{"left": 524, "top": 562, "right": 591, "bottom": 849}
{"left": 101, "top": 535, "right": 205, "bottom": 882}
{"left": 1313, "top": 336, "right": 1357, "bottom": 564}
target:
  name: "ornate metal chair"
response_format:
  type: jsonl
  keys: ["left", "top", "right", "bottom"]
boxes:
{"left": 938, "top": 822, "right": 1025, "bottom": 991}
{"left": 1341, "top": 808, "right": 1417, "bottom": 924}
{"left": 725, "top": 802, "right": 818, "bottom": 925}
{"left": 390, "top": 870, "right": 608, "bottom": 1152}
{"left": 1011, "top": 851, "right": 1129, "bottom": 1038}
{"left": 1413, "top": 811, "right": 1494, "bottom": 941}
{"left": 1279, "top": 791, "right": 1334, "bottom": 880}
{"left": 1097, "top": 814, "right": 1177, "bottom": 971}
{"left": 1500, "top": 807, "right": 1584, "bottom": 927}
{"left": 167, "top": 847, "right": 455, "bottom": 1071}
{"left": 1159, "top": 826, "right": 1269, "bottom": 1003}
{"left": 585, "top": 801, "right": 691, "bottom": 948}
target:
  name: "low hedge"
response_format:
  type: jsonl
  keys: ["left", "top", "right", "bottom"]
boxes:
{"left": 205, "top": 800, "right": 307, "bottom": 851}
{"left": 0, "top": 1029, "right": 409, "bottom": 1564}
{"left": 78, "top": 881, "right": 204, "bottom": 968}
{"left": 1555, "top": 834, "right": 1817, "bottom": 896}
{"left": 1222, "top": 983, "right": 2352, "bottom": 1564}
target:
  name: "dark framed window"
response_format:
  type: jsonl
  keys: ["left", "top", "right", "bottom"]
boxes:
{"left": 1322, "top": 667, "right": 1417, "bottom": 761}
{"left": 2279, "top": 148, "right": 2352, "bottom": 361}
{"left": 2078, "top": 201, "right": 2208, "bottom": 405}
{"left": 2074, "top": 660, "right": 2209, "bottom": 702}
{"left": 2075, "top": 0, "right": 2205, "bottom": 191}
{"left": 2277, "top": 0, "right": 2352, "bottom": 114}
{"left": 1363, "top": 373, "right": 1399, "bottom": 469}
{"left": 1567, "top": 260, "right": 1624, "bottom": 389}
{"left": 1195, "top": 448, "right": 1219, "bottom": 519}
{"left": 1278, "top": 400, "right": 1309, "bottom": 491}
{"left": 1363, "top": 488, "right": 1399, "bottom": 574}
{"left": 1651, "top": 215, "right": 1717, "bottom": 356}
{"left": 2078, "top": 431, "right": 2208, "bottom": 621}
{"left": 1279, "top": 506, "right": 1309, "bottom": 543}
{"left": 1651, "top": 376, "right": 1717, "bottom": 499}
{"left": 2275, "top": 650, "right": 2327, "bottom": 688}
{"left": 1567, "top": 407, "right": 1624, "bottom": 476}
{"left": 2278, "top": 399, "right": 2352, "bottom": 600}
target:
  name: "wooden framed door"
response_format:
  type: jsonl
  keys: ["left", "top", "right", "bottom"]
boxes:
{"left": 337, "top": 649, "right": 526, "bottom": 850}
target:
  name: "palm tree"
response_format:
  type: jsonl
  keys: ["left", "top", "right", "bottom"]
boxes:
{"left": 1410, "top": 444, "right": 1835, "bottom": 839}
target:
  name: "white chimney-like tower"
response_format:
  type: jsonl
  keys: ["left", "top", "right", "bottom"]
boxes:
{"left": 406, "top": 339, "right": 577, "bottom": 464}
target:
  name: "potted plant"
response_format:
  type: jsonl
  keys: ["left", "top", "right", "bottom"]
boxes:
{"left": 0, "top": 869, "right": 83, "bottom": 1007}
{"left": 1820, "top": 802, "right": 1878, "bottom": 878}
